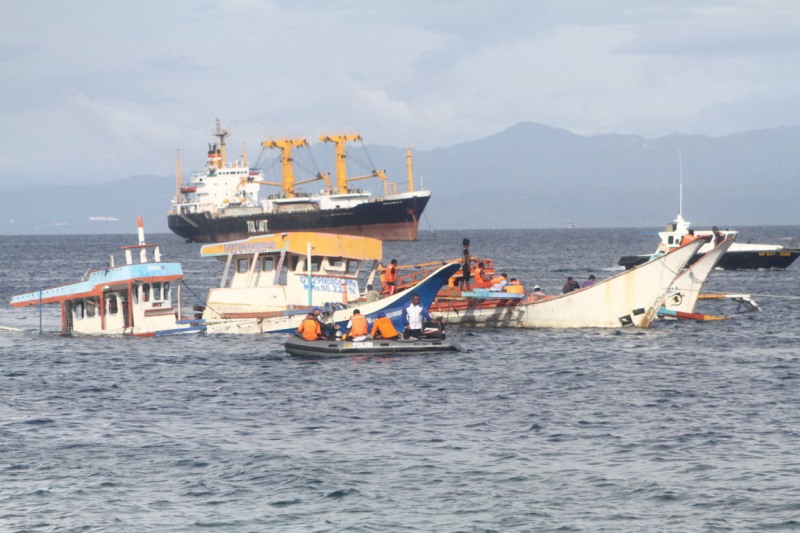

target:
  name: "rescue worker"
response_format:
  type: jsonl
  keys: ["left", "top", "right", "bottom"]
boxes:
{"left": 311, "top": 306, "right": 336, "bottom": 339}
{"left": 403, "top": 293, "right": 433, "bottom": 339}
{"left": 297, "top": 313, "right": 322, "bottom": 341}
{"left": 370, "top": 311, "right": 399, "bottom": 340}
{"left": 384, "top": 259, "right": 398, "bottom": 295}
{"left": 472, "top": 262, "right": 492, "bottom": 288}
{"left": 344, "top": 309, "right": 369, "bottom": 340}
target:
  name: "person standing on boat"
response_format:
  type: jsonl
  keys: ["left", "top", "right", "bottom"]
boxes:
{"left": 364, "top": 284, "right": 380, "bottom": 302}
{"left": 460, "top": 238, "right": 471, "bottom": 291}
{"left": 344, "top": 309, "right": 369, "bottom": 341}
{"left": 712, "top": 226, "right": 725, "bottom": 245}
{"left": 562, "top": 277, "right": 580, "bottom": 294}
{"left": 385, "top": 260, "right": 398, "bottom": 295}
{"left": 581, "top": 275, "right": 596, "bottom": 288}
{"left": 370, "top": 311, "right": 400, "bottom": 340}
{"left": 403, "top": 293, "right": 433, "bottom": 339}
{"left": 680, "top": 228, "right": 699, "bottom": 246}
{"left": 297, "top": 313, "right": 322, "bottom": 341}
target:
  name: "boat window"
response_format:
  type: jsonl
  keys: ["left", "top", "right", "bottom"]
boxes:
{"left": 86, "top": 297, "right": 97, "bottom": 318}
{"left": 311, "top": 256, "right": 321, "bottom": 272}
{"left": 132, "top": 284, "right": 139, "bottom": 304}
{"left": 667, "top": 236, "right": 675, "bottom": 245}
{"left": 261, "top": 256, "right": 275, "bottom": 272}
{"left": 237, "top": 258, "right": 250, "bottom": 273}
{"left": 347, "top": 259, "right": 359, "bottom": 275}
{"left": 328, "top": 257, "right": 343, "bottom": 268}
{"left": 286, "top": 256, "right": 298, "bottom": 271}
{"left": 142, "top": 283, "right": 151, "bottom": 302}
{"left": 163, "top": 282, "right": 170, "bottom": 301}
{"left": 73, "top": 299, "right": 85, "bottom": 320}
{"left": 106, "top": 294, "right": 118, "bottom": 315}
{"left": 153, "top": 283, "right": 162, "bottom": 301}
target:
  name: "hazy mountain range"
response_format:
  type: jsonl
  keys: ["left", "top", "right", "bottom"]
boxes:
{"left": 2, "top": 122, "right": 799, "bottom": 235}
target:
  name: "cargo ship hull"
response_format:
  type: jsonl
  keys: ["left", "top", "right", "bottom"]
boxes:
{"left": 169, "top": 193, "right": 430, "bottom": 243}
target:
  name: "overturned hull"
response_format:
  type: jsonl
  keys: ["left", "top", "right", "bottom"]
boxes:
{"left": 433, "top": 240, "right": 705, "bottom": 329}
{"left": 169, "top": 193, "right": 430, "bottom": 243}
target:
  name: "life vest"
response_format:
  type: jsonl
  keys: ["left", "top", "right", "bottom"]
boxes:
{"left": 371, "top": 317, "right": 399, "bottom": 339}
{"left": 384, "top": 265, "right": 397, "bottom": 284}
{"left": 505, "top": 283, "right": 525, "bottom": 294}
{"left": 298, "top": 317, "right": 321, "bottom": 341}
{"left": 348, "top": 314, "right": 368, "bottom": 336}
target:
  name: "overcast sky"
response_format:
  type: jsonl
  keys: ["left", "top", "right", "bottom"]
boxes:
{"left": 2, "top": 0, "right": 800, "bottom": 186}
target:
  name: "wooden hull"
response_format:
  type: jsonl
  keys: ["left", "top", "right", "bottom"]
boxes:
{"left": 433, "top": 239, "right": 705, "bottom": 329}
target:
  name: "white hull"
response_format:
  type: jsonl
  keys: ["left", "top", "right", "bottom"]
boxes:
{"left": 437, "top": 239, "right": 705, "bottom": 329}
{"left": 662, "top": 238, "right": 734, "bottom": 314}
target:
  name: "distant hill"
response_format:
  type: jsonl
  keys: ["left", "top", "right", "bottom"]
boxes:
{"left": 2, "top": 122, "right": 799, "bottom": 235}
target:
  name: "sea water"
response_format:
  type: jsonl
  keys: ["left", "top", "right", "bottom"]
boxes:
{"left": 1, "top": 228, "right": 799, "bottom": 532}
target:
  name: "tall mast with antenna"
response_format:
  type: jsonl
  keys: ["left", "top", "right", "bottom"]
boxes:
{"left": 678, "top": 148, "right": 683, "bottom": 218}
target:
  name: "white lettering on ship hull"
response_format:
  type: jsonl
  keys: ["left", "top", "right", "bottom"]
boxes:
{"left": 247, "top": 220, "right": 269, "bottom": 233}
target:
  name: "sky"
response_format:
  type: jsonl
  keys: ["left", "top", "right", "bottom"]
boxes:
{"left": 2, "top": 0, "right": 800, "bottom": 187}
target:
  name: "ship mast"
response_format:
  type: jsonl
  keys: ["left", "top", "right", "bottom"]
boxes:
{"left": 175, "top": 149, "right": 183, "bottom": 202}
{"left": 212, "top": 118, "right": 230, "bottom": 169}
{"left": 262, "top": 138, "right": 309, "bottom": 197}
{"left": 320, "top": 134, "right": 361, "bottom": 194}
{"left": 406, "top": 146, "right": 414, "bottom": 193}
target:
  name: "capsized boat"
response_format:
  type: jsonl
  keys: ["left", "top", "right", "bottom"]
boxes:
{"left": 618, "top": 213, "right": 800, "bottom": 270}
{"left": 198, "top": 231, "right": 460, "bottom": 334}
{"left": 168, "top": 120, "right": 431, "bottom": 243}
{"left": 9, "top": 218, "right": 204, "bottom": 336}
{"left": 427, "top": 239, "right": 706, "bottom": 329}
{"left": 658, "top": 236, "right": 734, "bottom": 320}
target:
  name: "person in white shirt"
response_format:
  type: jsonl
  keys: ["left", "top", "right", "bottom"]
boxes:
{"left": 403, "top": 293, "right": 432, "bottom": 339}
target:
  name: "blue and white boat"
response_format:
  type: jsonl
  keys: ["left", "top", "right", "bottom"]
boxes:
{"left": 9, "top": 218, "right": 204, "bottom": 336}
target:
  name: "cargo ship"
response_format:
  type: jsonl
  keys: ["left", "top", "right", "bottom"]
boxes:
{"left": 168, "top": 120, "right": 431, "bottom": 243}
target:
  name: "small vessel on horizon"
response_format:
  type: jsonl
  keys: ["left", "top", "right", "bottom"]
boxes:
{"left": 168, "top": 120, "right": 431, "bottom": 243}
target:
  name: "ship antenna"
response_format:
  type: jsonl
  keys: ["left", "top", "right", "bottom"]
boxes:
{"left": 406, "top": 146, "right": 414, "bottom": 193}
{"left": 678, "top": 148, "right": 683, "bottom": 219}
{"left": 175, "top": 149, "right": 183, "bottom": 202}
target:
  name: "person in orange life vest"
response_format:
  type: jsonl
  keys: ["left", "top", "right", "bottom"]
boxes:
{"left": 370, "top": 311, "right": 399, "bottom": 340}
{"left": 680, "top": 228, "right": 699, "bottom": 246}
{"left": 505, "top": 277, "right": 525, "bottom": 294}
{"left": 472, "top": 262, "right": 492, "bottom": 288}
{"left": 489, "top": 273, "right": 508, "bottom": 292}
{"left": 384, "top": 259, "right": 398, "bottom": 295}
{"left": 344, "top": 309, "right": 369, "bottom": 340}
{"left": 297, "top": 313, "right": 322, "bottom": 341}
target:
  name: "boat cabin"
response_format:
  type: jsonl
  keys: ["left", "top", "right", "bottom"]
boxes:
{"left": 200, "top": 232, "right": 382, "bottom": 319}
{"left": 10, "top": 219, "right": 197, "bottom": 336}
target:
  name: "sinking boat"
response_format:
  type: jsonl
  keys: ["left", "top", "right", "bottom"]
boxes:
{"left": 198, "top": 231, "right": 460, "bottom": 334}
{"left": 426, "top": 239, "right": 706, "bottom": 329}
{"left": 9, "top": 218, "right": 203, "bottom": 336}
{"left": 168, "top": 120, "right": 431, "bottom": 243}
{"left": 658, "top": 237, "right": 735, "bottom": 320}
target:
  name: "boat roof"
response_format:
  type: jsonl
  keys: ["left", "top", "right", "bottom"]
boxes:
{"left": 10, "top": 263, "right": 183, "bottom": 307}
{"left": 200, "top": 232, "right": 383, "bottom": 260}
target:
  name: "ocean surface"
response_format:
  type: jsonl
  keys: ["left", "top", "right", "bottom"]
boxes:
{"left": 1, "top": 227, "right": 799, "bottom": 532}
